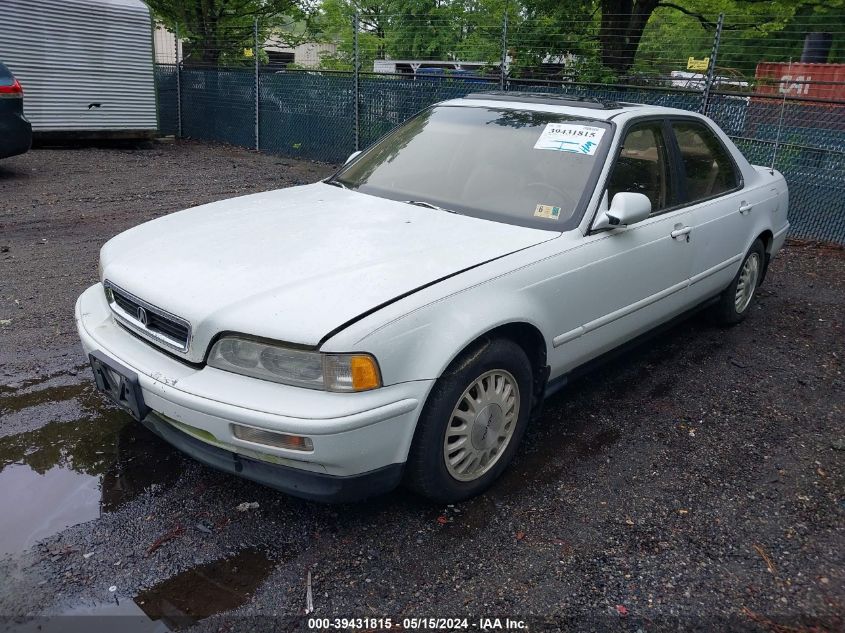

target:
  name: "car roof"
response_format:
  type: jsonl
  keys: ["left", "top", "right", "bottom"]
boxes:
{"left": 440, "top": 91, "right": 701, "bottom": 122}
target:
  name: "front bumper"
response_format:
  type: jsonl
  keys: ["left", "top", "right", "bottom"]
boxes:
{"left": 142, "top": 413, "right": 404, "bottom": 502}
{"left": 75, "top": 283, "right": 432, "bottom": 500}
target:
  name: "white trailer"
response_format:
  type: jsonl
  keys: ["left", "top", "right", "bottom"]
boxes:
{"left": 0, "top": 0, "right": 158, "bottom": 138}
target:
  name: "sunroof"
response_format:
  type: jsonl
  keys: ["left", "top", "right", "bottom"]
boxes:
{"left": 465, "top": 92, "right": 623, "bottom": 110}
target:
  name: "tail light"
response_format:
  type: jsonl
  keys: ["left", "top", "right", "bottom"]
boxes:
{"left": 0, "top": 78, "right": 23, "bottom": 97}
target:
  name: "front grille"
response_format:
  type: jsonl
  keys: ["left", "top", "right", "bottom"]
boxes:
{"left": 104, "top": 281, "right": 191, "bottom": 352}
{"left": 112, "top": 291, "right": 137, "bottom": 315}
{"left": 147, "top": 313, "right": 188, "bottom": 341}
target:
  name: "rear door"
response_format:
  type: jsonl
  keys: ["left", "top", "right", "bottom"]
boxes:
{"left": 668, "top": 119, "right": 751, "bottom": 301}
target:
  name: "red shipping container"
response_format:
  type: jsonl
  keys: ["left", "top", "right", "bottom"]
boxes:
{"left": 755, "top": 62, "right": 845, "bottom": 102}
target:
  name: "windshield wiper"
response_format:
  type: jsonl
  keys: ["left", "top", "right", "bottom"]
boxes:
{"left": 403, "top": 200, "right": 457, "bottom": 213}
{"left": 325, "top": 179, "right": 348, "bottom": 189}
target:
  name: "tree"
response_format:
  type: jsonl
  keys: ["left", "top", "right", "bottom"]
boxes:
{"left": 296, "top": 0, "right": 843, "bottom": 79}
{"left": 316, "top": 0, "right": 519, "bottom": 72}
{"left": 598, "top": 0, "right": 660, "bottom": 74}
{"left": 525, "top": 0, "right": 841, "bottom": 78}
{"left": 147, "top": 0, "right": 307, "bottom": 66}
{"left": 314, "top": 0, "right": 394, "bottom": 70}
{"left": 523, "top": 0, "right": 672, "bottom": 75}
{"left": 635, "top": 0, "right": 845, "bottom": 81}
{"left": 507, "top": 0, "right": 598, "bottom": 80}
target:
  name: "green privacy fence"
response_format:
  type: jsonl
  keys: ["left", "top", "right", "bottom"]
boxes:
{"left": 153, "top": 64, "right": 845, "bottom": 244}
{"left": 154, "top": 64, "right": 178, "bottom": 136}
{"left": 181, "top": 67, "right": 256, "bottom": 148}
{"left": 708, "top": 94, "right": 845, "bottom": 244}
{"left": 260, "top": 71, "right": 356, "bottom": 162}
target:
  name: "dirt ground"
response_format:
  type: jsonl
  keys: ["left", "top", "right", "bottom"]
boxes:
{"left": 0, "top": 142, "right": 842, "bottom": 632}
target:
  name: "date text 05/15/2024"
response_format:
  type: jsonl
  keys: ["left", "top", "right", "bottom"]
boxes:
{"left": 307, "top": 617, "right": 528, "bottom": 630}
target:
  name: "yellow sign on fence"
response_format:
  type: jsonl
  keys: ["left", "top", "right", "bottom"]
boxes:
{"left": 687, "top": 56, "right": 710, "bottom": 71}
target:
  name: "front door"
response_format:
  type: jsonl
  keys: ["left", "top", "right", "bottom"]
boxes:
{"left": 545, "top": 120, "right": 695, "bottom": 374}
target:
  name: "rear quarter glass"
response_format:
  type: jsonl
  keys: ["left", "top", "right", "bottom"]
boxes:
{"left": 0, "top": 63, "right": 14, "bottom": 85}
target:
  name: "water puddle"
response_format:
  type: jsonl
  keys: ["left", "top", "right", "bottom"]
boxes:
{"left": 0, "top": 376, "right": 183, "bottom": 556}
{"left": 10, "top": 548, "right": 275, "bottom": 632}
{"left": 134, "top": 547, "right": 275, "bottom": 629}
{"left": 0, "top": 464, "right": 102, "bottom": 555}
{"left": 0, "top": 365, "right": 88, "bottom": 395}
{"left": 0, "top": 366, "right": 112, "bottom": 440}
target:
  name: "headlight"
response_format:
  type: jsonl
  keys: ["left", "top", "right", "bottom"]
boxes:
{"left": 207, "top": 336, "right": 381, "bottom": 392}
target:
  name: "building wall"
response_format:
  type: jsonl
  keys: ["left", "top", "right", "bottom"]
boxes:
{"left": 152, "top": 27, "right": 337, "bottom": 69}
{"left": 154, "top": 25, "right": 182, "bottom": 64}
{"left": 265, "top": 42, "right": 338, "bottom": 68}
{"left": 0, "top": 0, "right": 158, "bottom": 133}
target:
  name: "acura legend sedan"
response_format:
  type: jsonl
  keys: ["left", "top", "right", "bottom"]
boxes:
{"left": 76, "top": 93, "right": 789, "bottom": 503}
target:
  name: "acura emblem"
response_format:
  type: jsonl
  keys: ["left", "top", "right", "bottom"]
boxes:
{"left": 137, "top": 306, "right": 149, "bottom": 326}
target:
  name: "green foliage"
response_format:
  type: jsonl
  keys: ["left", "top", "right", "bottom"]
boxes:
{"left": 635, "top": 0, "right": 845, "bottom": 85}
{"left": 152, "top": 0, "right": 845, "bottom": 80}
{"left": 148, "top": 0, "right": 304, "bottom": 65}
{"left": 314, "top": 0, "right": 513, "bottom": 71}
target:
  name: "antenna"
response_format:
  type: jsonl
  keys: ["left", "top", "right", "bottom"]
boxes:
{"left": 770, "top": 59, "right": 790, "bottom": 174}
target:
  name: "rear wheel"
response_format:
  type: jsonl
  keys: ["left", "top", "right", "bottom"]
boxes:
{"left": 405, "top": 338, "right": 533, "bottom": 503}
{"left": 712, "top": 239, "right": 765, "bottom": 325}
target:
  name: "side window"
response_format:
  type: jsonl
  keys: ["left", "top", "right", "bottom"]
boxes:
{"left": 672, "top": 121, "right": 738, "bottom": 201}
{"left": 0, "top": 63, "right": 13, "bottom": 86}
{"left": 606, "top": 122, "right": 672, "bottom": 214}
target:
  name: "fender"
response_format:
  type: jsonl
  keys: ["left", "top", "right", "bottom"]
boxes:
{"left": 327, "top": 275, "right": 554, "bottom": 388}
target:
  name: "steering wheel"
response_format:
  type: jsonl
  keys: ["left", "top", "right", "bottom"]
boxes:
{"left": 521, "top": 182, "right": 577, "bottom": 213}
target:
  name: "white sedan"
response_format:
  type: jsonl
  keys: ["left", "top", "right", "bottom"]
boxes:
{"left": 76, "top": 93, "right": 789, "bottom": 503}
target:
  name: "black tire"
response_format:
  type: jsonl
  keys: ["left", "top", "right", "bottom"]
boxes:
{"left": 711, "top": 239, "right": 766, "bottom": 325}
{"left": 405, "top": 338, "right": 533, "bottom": 503}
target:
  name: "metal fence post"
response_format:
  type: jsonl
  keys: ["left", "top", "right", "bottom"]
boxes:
{"left": 353, "top": 12, "right": 360, "bottom": 151}
{"left": 175, "top": 24, "right": 182, "bottom": 138}
{"left": 254, "top": 17, "right": 260, "bottom": 151}
{"left": 701, "top": 12, "right": 724, "bottom": 115}
{"left": 500, "top": 8, "right": 508, "bottom": 90}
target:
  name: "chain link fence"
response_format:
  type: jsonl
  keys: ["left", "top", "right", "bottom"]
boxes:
{"left": 260, "top": 71, "right": 356, "bottom": 162}
{"left": 152, "top": 11, "right": 845, "bottom": 244}
{"left": 153, "top": 64, "right": 178, "bottom": 137}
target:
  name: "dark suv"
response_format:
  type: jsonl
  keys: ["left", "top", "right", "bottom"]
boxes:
{"left": 0, "top": 62, "right": 32, "bottom": 159}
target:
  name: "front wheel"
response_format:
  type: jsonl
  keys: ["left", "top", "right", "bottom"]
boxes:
{"left": 405, "top": 338, "right": 533, "bottom": 503}
{"left": 712, "top": 239, "right": 765, "bottom": 325}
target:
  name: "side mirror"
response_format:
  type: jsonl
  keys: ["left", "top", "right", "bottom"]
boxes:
{"left": 593, "top": 192, "right": 652, "bottom": 230}
{"left": 345, "top": 150, "right": 362, "bottom": 164}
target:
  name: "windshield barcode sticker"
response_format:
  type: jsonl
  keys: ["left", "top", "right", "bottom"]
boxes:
{"left": 534, "top": 124, "right": 606, "bottom": 155}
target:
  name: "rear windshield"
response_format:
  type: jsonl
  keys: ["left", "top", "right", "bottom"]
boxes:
{"left": 332, "top": 106, "right": 613, "bottom": 230}
{"left": 0, "top": 63, "right": 14, "bottom": 85}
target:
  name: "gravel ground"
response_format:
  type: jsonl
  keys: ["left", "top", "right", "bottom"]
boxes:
{"left": 0, "top": 143, "right": 842, "bottom": 632}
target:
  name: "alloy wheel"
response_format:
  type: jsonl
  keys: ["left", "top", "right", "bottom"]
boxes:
{"left": 443, "top": 369, "right": 520, "bottom": 482}
{"left": 735, "top": 252, "right": 761, "bottom": 314}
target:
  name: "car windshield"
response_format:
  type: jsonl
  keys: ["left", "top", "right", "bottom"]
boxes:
{"left": 331, "top": 105, "right": 613, "bottom": 230}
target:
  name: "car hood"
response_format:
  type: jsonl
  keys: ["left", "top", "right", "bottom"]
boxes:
{"left": 101, "top": 183, "right": 555, "bottom": 361}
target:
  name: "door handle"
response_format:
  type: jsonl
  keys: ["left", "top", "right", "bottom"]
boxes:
{"left": 739, "top": 202, "right": 753, "bottom": 214}
{"left": 671, "top": 226, "right": 692, "bottom": 241}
